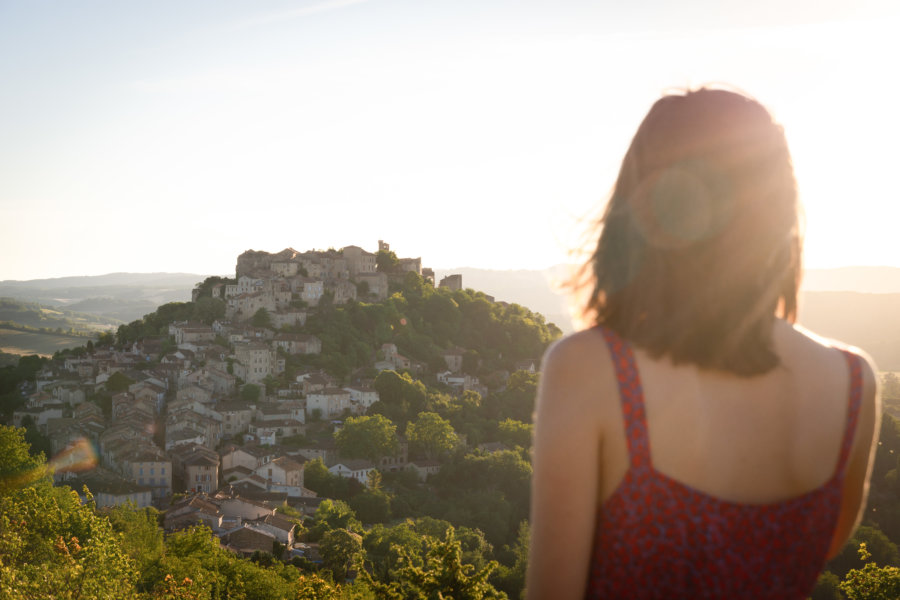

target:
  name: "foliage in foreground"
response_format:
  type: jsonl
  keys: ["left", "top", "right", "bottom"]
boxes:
{"left": 0, "top": 424, "right": 508, "bottom": 599}
{"left": 838, "top": 543, "right": 900, "bottom": 600}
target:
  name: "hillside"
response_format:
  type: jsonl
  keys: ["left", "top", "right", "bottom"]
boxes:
{"left": 0, "top": 272, "right": 208, "bottom": 323}
{"left": 0, "top": 298, "right": 121, "bottom": 332}
{"left": 0, "top": 272, "right": 209, "bottom": 290}
{"left": 0, "top": 327, "right": 88, "bottom": 357}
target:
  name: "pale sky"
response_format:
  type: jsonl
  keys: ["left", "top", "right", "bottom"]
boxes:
{"left": 1, "top": 0, "right": 898, "bottom": 281}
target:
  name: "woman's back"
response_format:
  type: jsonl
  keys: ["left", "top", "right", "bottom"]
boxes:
{"left": 600, "top": 319, "right": 857, "bottom": 508}
{"left": 585, "top": 322, "right": 873, "bottom": 599}
{"left": 526, "top": 321, "right": 878, "bottom": 599}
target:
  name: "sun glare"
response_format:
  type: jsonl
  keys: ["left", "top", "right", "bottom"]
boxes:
{"left": 770, "top": 17, "right": 900, "bottom": 269}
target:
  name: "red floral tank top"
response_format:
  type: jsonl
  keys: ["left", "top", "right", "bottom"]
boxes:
{"left": 586, "top": 327, "right": 863, "bottom": 599}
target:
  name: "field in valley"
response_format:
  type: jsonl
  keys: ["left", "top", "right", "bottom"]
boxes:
{"left": 0, "top": 327, "right": 87, "bottom": 357}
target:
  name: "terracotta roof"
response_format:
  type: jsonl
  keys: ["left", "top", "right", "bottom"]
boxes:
{"left": 184, "top": 454, "right": 219, "bottom": 467}
{"left": 223, "top": 465, "right": 254, "bottom": 477}
{"left": 62, "top": 468, "right": 151, "bottom": 496}
{"left": 238, "top": 445, "right": 277, "bottom": 458}
{"left": 256, "top": 513, "right": 295, "bottom": 531}
{"left": 270, "top": 456, "right": 305, "bottom": 471}
{"left": 311, "top": 387, "right": 349, "bottom": 396}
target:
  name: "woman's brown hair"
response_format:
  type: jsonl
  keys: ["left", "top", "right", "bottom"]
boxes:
{"left": 580, "top": 88, "right": 801, "bottom": 376}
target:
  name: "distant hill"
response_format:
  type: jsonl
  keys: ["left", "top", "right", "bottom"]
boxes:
{"left": 0, "top": 298, "right": 120, "bottom": 332}
{"left": 0, "top": 272, "right": 210, "bottom": 289}
{"left": 5, "top": 267, "right": 900, "bottom": 368}
{"left": 0, "top": 272, "right": 212, "bottom": 323}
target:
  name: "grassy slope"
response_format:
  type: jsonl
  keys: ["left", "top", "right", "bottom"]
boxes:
{"left": 0, "top": 298, "right": 119, "bottom": 332}
{"left": 0, "top": 327, "right": 86, "bottom": 357}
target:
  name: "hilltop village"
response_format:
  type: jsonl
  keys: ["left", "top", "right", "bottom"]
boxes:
{"left": 10, "top": 241, "right": 554, "bottom": 573}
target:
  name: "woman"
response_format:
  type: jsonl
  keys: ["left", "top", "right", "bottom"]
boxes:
{"left": 526, "top": 88, "right": 880, "bottom": 599}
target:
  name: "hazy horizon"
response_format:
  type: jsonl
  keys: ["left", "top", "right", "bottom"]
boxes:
{"left": 6, "top": 262, "right": 900, "bottom": 285}
{"left": 6, "top": 264, "right": 900, "bottom": 368}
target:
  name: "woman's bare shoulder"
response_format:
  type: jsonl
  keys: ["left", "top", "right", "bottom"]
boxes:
{"left": 543, "top": 327, "right": 608, "bottom": 365}
{"left": 779, "top": 321, "right": 879, "bottom": 382}
{"left": 538, "top": 328, "right": 618, "bottom": 416}
{"left": 779, "top": 321, "right": 880, "bottom": 457}
{"left": 542, "top": 328, "right": 614, "bottom": 382}
{"left": 529, "top": 328, "right": 616, "bottom": 598}
{"left": 787, "top": 324, "right": 883, "bottom": 558}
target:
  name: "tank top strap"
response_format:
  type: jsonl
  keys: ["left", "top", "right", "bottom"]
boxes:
{"left": 597, "top": 326, "right": 653, "bottom": 472}
{"left": 832, "top": 350, "right": 864, "bottom": 480}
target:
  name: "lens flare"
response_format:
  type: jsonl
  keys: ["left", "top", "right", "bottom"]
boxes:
{"left": 49, "top": 438, "right": 99, "bottom": 475}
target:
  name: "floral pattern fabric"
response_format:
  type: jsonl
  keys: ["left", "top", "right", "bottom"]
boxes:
{"left": 586, "top": 326, "right": 862, "bottom": 599}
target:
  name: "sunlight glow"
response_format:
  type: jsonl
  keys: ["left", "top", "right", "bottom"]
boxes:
{"left": 0, "top": 3, "right": 898, "bottom": 279}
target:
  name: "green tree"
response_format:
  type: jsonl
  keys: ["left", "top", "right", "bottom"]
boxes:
{"left": 304, "top": 458, "right": 350, "bottom": 499}
{"left": 497, "top": 419, "right": 533, "bottom": 450}
{"left": 363, "top": 528, "right": 504, "bottom": 599}
{"left": 240, "top": 383, "right": 262, "bottom": 403}
{"left": 16, "top": 354, "right": 46, "bottom": 381}
{"left": 262, "top": 374, "right": 280, "bottom": 395}
{"left": 0, "top": 425, "right": 46, "bottom": 490}
{"left": 841, "top": 543, "right": 900, "bottom": 600}
{"left": 334, "top": 415, "right": 398, "bottom": 463}
{"left": 812, "top": 571, "right": 843, "bottom": 600}
{"left": 156, "top": 525, "right": 299, "bottom": 599}
{"left": 194, "top": 275, "right": 235, "bottom": 299}
{"left": 435, "top": 389, "right": 491, "bottom": 447}
{"left": 106, "top": 371, "right": 135, "bottom": 394}
{"left": 296, "top": 573, "right": 343, "bottom": 599}
{"left": 96, "top": 331, "right": 116, "bottom": 347}
{"left": 0, "top": 426, "right": 139, "bottom": 599}
{"left": 883, "top": 373, "right": 900, "bottom": 401}
{"left": 309, "top": 499, "right": 363, "bottom": 542}
{"left": 21, "top": 415, "right": 51, "bottom": 460}
{"left": 193, "top": 297, "right": 226, "bottom": 325}
{"left": 320, "top": 528, "right": 363, "bottom": 582}
{"left": 484, "top": 371, "right": 539, "bottom": 424}
{"left": 350, "top": 488, "right": 392, "bottom": 524}
{"left": 370, "top": 370, "right": 427, "bottom": 425}
{"left": 105, "top": 503, "right": 164, "bottom": 591}
{"left": 462, "top": 349, "right": 481, "bottom": 375}
{"left": 492, "top": 520, "right": 529, "bottom": 599}
{"left": 367, "top": 468, "right": 384, "bottom": 491}
{"left": 363, "top": 522, "right": 426, "bottom": 583}
{"left": 251, "top": 307, "right": 273, "bottom": 329}
{"left": 422, "top": 293, "right": 461, "bottom": 345}
{"left": 406, "top": 412, "right": 459, "bottom": 460}
{"left": 376, "top": 250, "right": 401, "bottom": 273}
{"left": 829, "top": 526, "right": 900, "bottom": 578}
{"left": 434, "top": 449, "right": 532, "bottom": 547}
